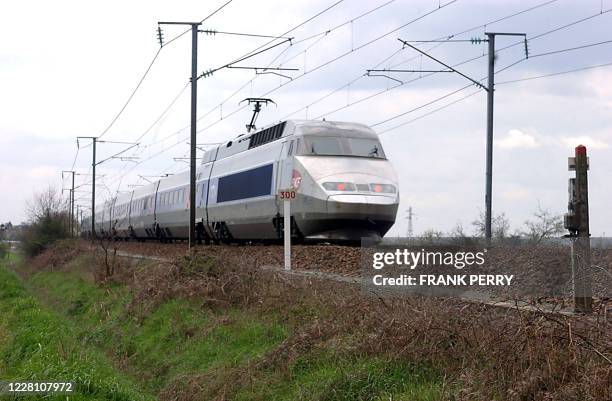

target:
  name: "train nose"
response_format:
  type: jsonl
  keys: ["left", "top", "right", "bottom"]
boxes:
{"left": 319, "top": 176, "right": 398, "bottom": 215}
{"left": 326, "top": 193, "right": 397, "bottom": 215}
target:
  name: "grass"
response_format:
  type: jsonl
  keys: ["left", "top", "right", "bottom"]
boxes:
{"left": 28, "top": 267, "right": 290, "bottom": 395}
{"left": 233, "top": 353, "right": 443, "bottom": 401}
{"left": 0, "top": 246, "right": 21, "bottom": 264}
{"left": 0, "top": 260, "right": 154, "bottom": 401}
{"left": 4, "top": 250, "right": 448, "bottom": 401}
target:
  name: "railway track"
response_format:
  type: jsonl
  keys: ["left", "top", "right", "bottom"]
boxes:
{"left": 100, "top": 241, "right": 609, "bottom": 318}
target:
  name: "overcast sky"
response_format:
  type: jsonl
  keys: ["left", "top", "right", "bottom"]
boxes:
{"left": 1, "top": 0, "right": 611, "bottom": 236}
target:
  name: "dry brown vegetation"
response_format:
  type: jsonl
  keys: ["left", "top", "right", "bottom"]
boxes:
{"left": 23, "top": 240, "right": 612, "bottom": 400}
{"left": 140, "top": 265, "right": 611, "bottom": 400}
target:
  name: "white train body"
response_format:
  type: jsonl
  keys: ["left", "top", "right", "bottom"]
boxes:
{"left": 82, "top": 120, "right": 399, "bottom": 242}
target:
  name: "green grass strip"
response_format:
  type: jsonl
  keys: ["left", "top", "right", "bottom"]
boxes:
{"left": 0, "top": 263, "right": 154, "bottom": 401}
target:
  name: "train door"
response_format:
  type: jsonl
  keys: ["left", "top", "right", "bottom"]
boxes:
{"left": 277, "top": 140, "right": 294, "bottom": 190}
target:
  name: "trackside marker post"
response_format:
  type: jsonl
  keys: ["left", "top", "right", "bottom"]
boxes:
{"left": 564, "top": 144, "right": 593, "bottom": 313}
{"left": 278, "top": 189, "right": 296, "bottom": 270}
{"left": 284, "top": 199, "right": 291, "bottom": 270}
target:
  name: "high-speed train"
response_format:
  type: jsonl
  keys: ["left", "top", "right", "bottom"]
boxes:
{"left": 82, "top": 120, "right": 399, "bottom": 243}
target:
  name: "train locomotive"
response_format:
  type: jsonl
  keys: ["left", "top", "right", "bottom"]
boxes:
{"left": 82, "top": 120, "right": 399, "bottom": 243}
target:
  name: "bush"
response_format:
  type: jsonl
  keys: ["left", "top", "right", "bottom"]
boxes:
{"left": 21, "top": 215, "right": 69, "bottom": 257}
{"left": 20, "top": 186, "right": 70, "bottom": 257}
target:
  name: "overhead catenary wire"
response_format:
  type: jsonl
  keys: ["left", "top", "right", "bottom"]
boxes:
{"left": 68, "top": 0, "right": 235, "bottom": 174}
{"left": 280, "top": 0, "right": 561, "bottom": 120}
{"left": 374, "top": 55, "right": 612, "bottom": 136}
{"left": 296, "top": 5, "right": 612, "bottom": 122}
{"left": 191, "top": 0, "right": 392, "bottom": 126}
{"left": 95, "top": 1, "right": 611, "bottom": 202}
{"left": 162, "top": 0, "right": 234, "bottom": 47}
{"left": 488, "top": 37, "right": 612, "bottom": 77}
{"left": 113, "top": 0, "right": 351, "bottom": 165}
{"left": 109, "top": 0, "right": 562, "bottom": 183}
{"left": 77, "top": 2, "right": 240, "bottom": 198}
{"left": 378, "top": 89, "right": 483, "bottom": 135}
{"left": 102, "top": 0, "right": 398, "bottom": 181}
{"left": 288, "top": 0, "right": 397, "bottom": 47}
{"left": 195, "top": 0, "right": 460, "bottom": 135}
{"left": 133, "top": 82, "right": 191, "bottom": 144}
{"left": 495, "top": 7, "right": 612, "bottom": 54}
{"left": 529, "top": 38, "right": 612, "bottom": 58}
{"left": 97, "top": 0, "right": 234, "bottom": 140}
{"left": 371, "top": 83, "right": 474, "bottom": 127}
{"left": 117, "top": 0, "right": 604, "bottom": 176}
{"left": 497, "top": 60, "right": 612, "bottom": 84}
{"left": 369, "top": 41, "right": 593, "bottom": 132}
{"left": 96, "top": 47, "right": 162, "bottom": 141}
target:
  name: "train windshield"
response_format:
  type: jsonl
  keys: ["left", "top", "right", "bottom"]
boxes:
{"left": 302, "top": 136, "right": 386, "bottom": 159}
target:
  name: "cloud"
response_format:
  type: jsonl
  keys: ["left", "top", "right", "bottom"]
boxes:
{"left": 561, "top": 136, "right": 609, "bottom": 150}
{"left": 501, "top": 187, "right": 531, "bottom": 201}
{"left": 496, "top": 129, "right": 539, "bottom": 149}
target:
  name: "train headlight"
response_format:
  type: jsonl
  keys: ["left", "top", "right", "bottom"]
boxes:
{"left": 322, "top": 182, "right": 356, "bottom": 191}
{"left": 370, "top": 183, "right": 396, "bottom": 193}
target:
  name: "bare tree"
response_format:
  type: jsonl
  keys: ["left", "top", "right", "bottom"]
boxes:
{"left": 472, "top": 211, "right": 511, "bottom": 238}
{"left": 21, "top": 186, "right": 70, "bottom": 256}
{"left": 521, "top": 205, "right": 564, "bottom": 244}
{"left": 421, "top": 229, "right": 445, "bottom": 239}
{"left": 25, "top": 186, "right": 65, "bottom": 222}
{"left": 449, "top": 222, "right": 468, "bottom": 238}
{"left": 96, "top": 236, "right": 118, "bottom": 279}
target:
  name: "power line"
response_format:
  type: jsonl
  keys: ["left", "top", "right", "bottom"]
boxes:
{"left": 490, "top": 37, "right": 612, "bottom": 76}
{"left": 197, "top": 38, "right": 294, "bottom": 80}
{"left": 196, "top": 0, "right": 460, "bottom": 135}
{"left": 199, "top": 29, "right": 292, "bottom": 40}
{"left": 70, "top": 145, "right": 80, "bottom": 170}
{"left": 300, "top": 48, "right": 406, "bottom": 120}
{"left": 496, "top": 8, "right": 612, "bottom": 54}
{"left": 193, "top": 0, "right": 388, "bottom": 125}
{"left": 386, "top": 0, "right": 558, "bottom": 70}
{"left": 530, "top": 38, "right": 612, "bottom": 58}
{"left": 96, "top": 47, "right": 162, "bottom": 141}
{"left": 95, "top": 1, "right": 610, "bottom": 200}
{"left": 95, "top": 0, "right": 234, "bottom": 141}
{"left": 281, "top": 0, "right": 560, "bottom": 121}
{"left": 163, "top": 0, "right": 234, "bottom": 47}
{"left": 76, "top": 1, "right": 236, "bottom": 197}
{"left": 290, "top": 0, "right": 397, "bottom": 47}
{"left": 228, "top": 0, "right": 345, "bottom": 62}
{"left": 378, "top": 89, "right": 482, "bottom": 135}
{"left": 69, "top": 0, "right": 234, "bottom": 171}
{"left": 497, "top": 60, "right": 612, "bottom": 84}
{"left": 372, "top": 83, "right": 474, "bottom": 127}
{"left": 123, "top": 0, "right": 349, "bottom": 160}
{"left": 265, "top": 0, "right": 459, "bottom": 90}
{"left": 375, "top": 58, "right": 612, "bottom": 134}
{"left": 123, "top": 0, "right": 557, "bottom": 176}
{"left": 370, "top": 51, "right": 533, "bottom": 131}
{"left": 133, "top": 82, "right": 190, "bottom": 144}
{"left": 298, "top": 5, "right": 612, "bottom": 122}
{"left": 452, "top": 0, "right": 558, "bottom": 38}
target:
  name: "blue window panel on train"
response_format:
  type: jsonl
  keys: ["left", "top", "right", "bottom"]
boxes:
{"left": 217, "top": 164, "right": 273, "bottom": 202}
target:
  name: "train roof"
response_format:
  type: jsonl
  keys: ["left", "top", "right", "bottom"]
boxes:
{"left": 90, "top": 119, "right": 376, "bottom": 214}
{"left": 292, "top": 120, "right": 376, "bottom": 138}
{"left": 202, "top": 119, "right": 376, "bottom": 164}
